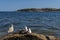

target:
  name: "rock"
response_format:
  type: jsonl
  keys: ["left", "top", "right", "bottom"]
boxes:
{"left": 0, "top": 33, "right": 46, "bottom": 40}
{"left": 0, "top": 30, "right": 60, "bottom": 40}
{"left": 46, "top": 36, "right": 56, "bottom": 40}
{"left": 56, "top": 38, "right": 60, "bottom": 40}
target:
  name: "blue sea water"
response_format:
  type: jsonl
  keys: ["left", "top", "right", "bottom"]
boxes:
{"left": 0, "top": 12, "right": 60, "bottom": 37}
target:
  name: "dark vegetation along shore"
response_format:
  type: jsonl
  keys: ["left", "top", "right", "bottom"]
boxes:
{"left": 1, "top": 30, "right": 60, "bottom": 40}
{"left": 17, "top": 8, "right": 60, "bottom": 12}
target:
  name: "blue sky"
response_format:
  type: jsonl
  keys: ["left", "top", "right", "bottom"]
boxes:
{"left": 0, "top": 0, "right": 60, "bottom": 11}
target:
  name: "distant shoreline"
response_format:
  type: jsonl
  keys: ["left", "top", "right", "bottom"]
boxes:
{"left": 17, "top": 8, "right": 60, "bottom": 12}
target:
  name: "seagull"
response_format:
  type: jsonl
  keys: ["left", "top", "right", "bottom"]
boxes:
{"left": 8, "top": 24, "right": 14, "bottom": 33}
{"left": 24, "top": 26, "right": 28, "bottom": 31}
{"left": 28, "top": 28, "right": 32, "bottom": 33}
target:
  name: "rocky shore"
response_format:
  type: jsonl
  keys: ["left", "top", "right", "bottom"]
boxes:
{"left": 0, "top": 30, "right": 60, "bottom": 40}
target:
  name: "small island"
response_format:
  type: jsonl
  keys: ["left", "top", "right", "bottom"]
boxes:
{"left": 17, "top": 8, "right": 60, "bottom": 12}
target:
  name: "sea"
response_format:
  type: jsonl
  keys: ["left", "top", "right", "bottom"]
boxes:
{"left": 0, "top": 12, "right": 60, "bottom": 37}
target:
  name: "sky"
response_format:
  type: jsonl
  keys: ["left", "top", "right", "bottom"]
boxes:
{"left": 0, "top": 0, "right": 60, "bottom": 11}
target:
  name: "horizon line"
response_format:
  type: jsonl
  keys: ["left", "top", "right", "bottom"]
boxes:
{"left": 1, "top": 8, "right": 60, "bottom": 11}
